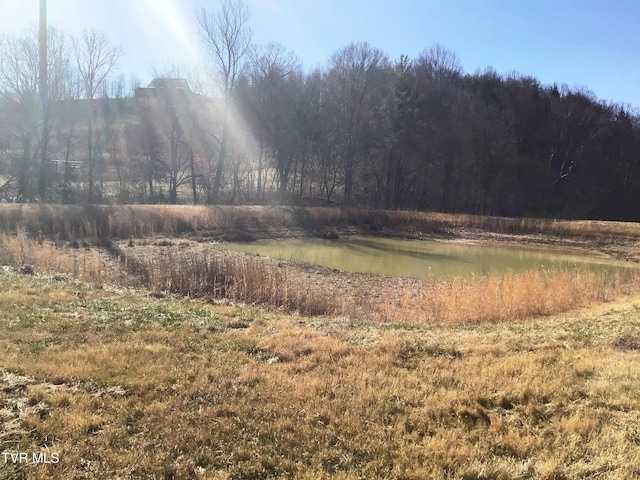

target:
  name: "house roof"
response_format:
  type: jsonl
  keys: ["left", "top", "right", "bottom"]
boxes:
{"left": 134, "top": 78, "right": 194, "bottom": 99}
{"left": 147, "top": 78, "right": 191, "bottom": 91}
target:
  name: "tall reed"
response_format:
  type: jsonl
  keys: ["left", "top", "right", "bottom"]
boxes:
{"left": 135, "top": 251, "right": 332, "bottom": 316}
{"left": 3, "top": 204, "right": 640, "bottom": 241}
{"left": 0, "top": 232, "right": 104, "bottom": 282}
{"left": 372, "top": 268, "right": 640, "bottom": 325}
{"left": 2, "top": 231, "right": 639, "bottom": 325}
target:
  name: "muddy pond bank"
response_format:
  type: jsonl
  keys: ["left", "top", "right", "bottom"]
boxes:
{"left": 181, "top": 221, "right": 640, "bottom": 264}
{"left": 109, "top": 223, "right": 640, "bottom": 323}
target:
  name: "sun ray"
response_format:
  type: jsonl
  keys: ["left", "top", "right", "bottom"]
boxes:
{"left": 137, "top": 0, "right": 200, "bottom": 74}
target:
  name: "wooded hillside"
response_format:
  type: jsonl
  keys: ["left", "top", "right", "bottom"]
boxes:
{"left": 1, "top": 5, "right": 638, "bottom": 221}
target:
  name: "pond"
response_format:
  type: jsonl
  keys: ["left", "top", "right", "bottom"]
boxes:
{"left": 217, "top": 236, "right": 638, "bottom": 280}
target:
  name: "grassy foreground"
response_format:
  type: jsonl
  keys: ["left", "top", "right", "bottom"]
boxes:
{"left": 1, "top": 270, "right": 640, "bottom": 479}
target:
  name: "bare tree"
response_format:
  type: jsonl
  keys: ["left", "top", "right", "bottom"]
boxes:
{"left": 412, "top": 45, "right": 467, "bottom": 212}
{"left": 148, "top": 65, "right": 208, "bottom": 204}
{"left": 417, "top": 44, "right": 462, "bottom": 84}
{"left": 250, "top": 42, "right": 299, "bottom": 81}
{"left": 328, "top": 42, "right": 389, "bottom": 205}
{"left": 74, "top": 30, "right": 122, "bottom": 99}
{"left": 195, "top": 0, "right": 252, "bottom": 203}
{"left": 73, "top": 29, "right": 122, "bottom": 202}
{"left": 0, "top": 27, "right": 71, "bottom": 202}
{"left": 246, "top": 43, "right": 303, "bottom": 203}
{"left": 155, "top": 96, "right": 193, "bottom": 204}
{"left": 128, "top": 98, "right": 163, "bottom": 202}
{"left": 0, "top": 30, "right": 40, "bottom": 202}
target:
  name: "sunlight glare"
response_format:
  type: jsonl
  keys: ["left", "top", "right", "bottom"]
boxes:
{"left": 139, "top": 0, "right": 200, "bottom": 74}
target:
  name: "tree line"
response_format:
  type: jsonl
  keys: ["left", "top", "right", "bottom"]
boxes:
{"left": 1, "top": 0, "right": 639, "bottom": 220}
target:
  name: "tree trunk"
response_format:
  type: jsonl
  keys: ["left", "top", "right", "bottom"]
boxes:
{"left": 169, "top": 178, "right": 177, "bottom": 204}
{"left": 17, "top": 136, "right": 31, "bottom": 202}
{"left": 189, "top": 148, "right": 198, "bottom": 204}
{"left": 87, "top": 111, "right": 95, "bottom": 203}
{"left": 211, "top": 108, "right": 230, "bottom": 204}
{"left": 148, "top": 173, "right": 154, "bottom": 202}
{"left": 343, "top": 162, "right": 354, "bottom": 206}
{"left": 257, "top": 143, "right": 263, "bottom": 203}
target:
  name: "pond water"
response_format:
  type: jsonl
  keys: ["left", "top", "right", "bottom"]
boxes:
{"left": 217, "top": 236, "right": 637, "bottom": 280}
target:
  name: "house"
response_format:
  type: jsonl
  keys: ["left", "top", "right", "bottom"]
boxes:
{"left": 134, "top": 78, "right": 193, "bottom": 98}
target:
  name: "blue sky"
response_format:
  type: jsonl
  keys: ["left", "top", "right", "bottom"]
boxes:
{"left": 1, "top": 0, "right": 638, "bottom": 109}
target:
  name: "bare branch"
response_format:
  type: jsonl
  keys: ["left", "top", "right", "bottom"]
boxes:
{"left": 73, "top": 29, "right": 122, "bottom": 99}
{"left": 249, "top": 42, "right": 300, "bottom": 83}
{"left": 417, "top": 43, "right": 462, "bottom": 82}
{"left": 195, "top": 0, "right": 252, "bottom": 97}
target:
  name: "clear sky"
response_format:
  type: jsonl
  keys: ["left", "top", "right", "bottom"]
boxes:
{"left": 1, "top": 0, "right": 638, "bottom": 109}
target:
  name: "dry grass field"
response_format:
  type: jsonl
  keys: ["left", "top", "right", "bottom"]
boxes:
{"left": 1, "top": 205, "right": 640, "bottom": 478}
{"left": 1, "top": 270, "right": 639, "bottom": 479}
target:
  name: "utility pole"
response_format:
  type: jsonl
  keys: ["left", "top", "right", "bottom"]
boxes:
{"left": 38, "top": 0, "right": 49, "bottom": 201}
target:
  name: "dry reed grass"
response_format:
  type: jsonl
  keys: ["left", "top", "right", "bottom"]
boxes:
{"left": 137, "top": 250, "right": 332, "bottom": 316}
{"left": 373, "top": 269, "right": 640, "bottom": 325}
{"left": 2, "top": 204, "right": 640, "bottom": 241}
{"left": 301, "top": 207, "right": 640, "bottom": 240}
{"left": 0, "top": 204, "right": 111, "bottom": 240}
{"left": 0, "top": 232, "right": 105, "bottom": 282}
{"left": 0, "top": 204, "right": 295, "bottom": 239}
{"left": 3, "top": 231, "right": 639, "bottom": 327}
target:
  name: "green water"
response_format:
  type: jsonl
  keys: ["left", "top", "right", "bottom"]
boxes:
{"left": 217, "top": 236, "right": 638, "bottom": 280}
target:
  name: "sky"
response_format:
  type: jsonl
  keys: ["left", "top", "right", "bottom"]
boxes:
{"left": 0, "top": 0, "right": 638, "bottom": 109}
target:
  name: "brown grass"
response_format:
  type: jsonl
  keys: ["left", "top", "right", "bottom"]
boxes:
{"left": 137, "top": 250, "right": 333, "bottom": 316}
{"left": 2, "top": 204, "right": 640, "bottom": 241}
{"left": 372, "top": 269, "right": 640, "bottom": 325}
{"left": 0, "top": 204, "right": 295, "bottom": 240}
{"left": 296, "top": 207, "right": 640, "bottom": 240}
{"left": 2, "top": 232, "right": 640, "bottom": 327}
{"left": 3, "top": 205, "right": 640, "bottom": 478}
{"left": 1, "top": 272, "right": 640, "bottom": 479}
{"left": 0, "top": 231, "right": 105, "bottom": 283}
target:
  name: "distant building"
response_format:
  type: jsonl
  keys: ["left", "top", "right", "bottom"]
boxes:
{"left": 134, "top": 78, "right": 192, "bottom": 98}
